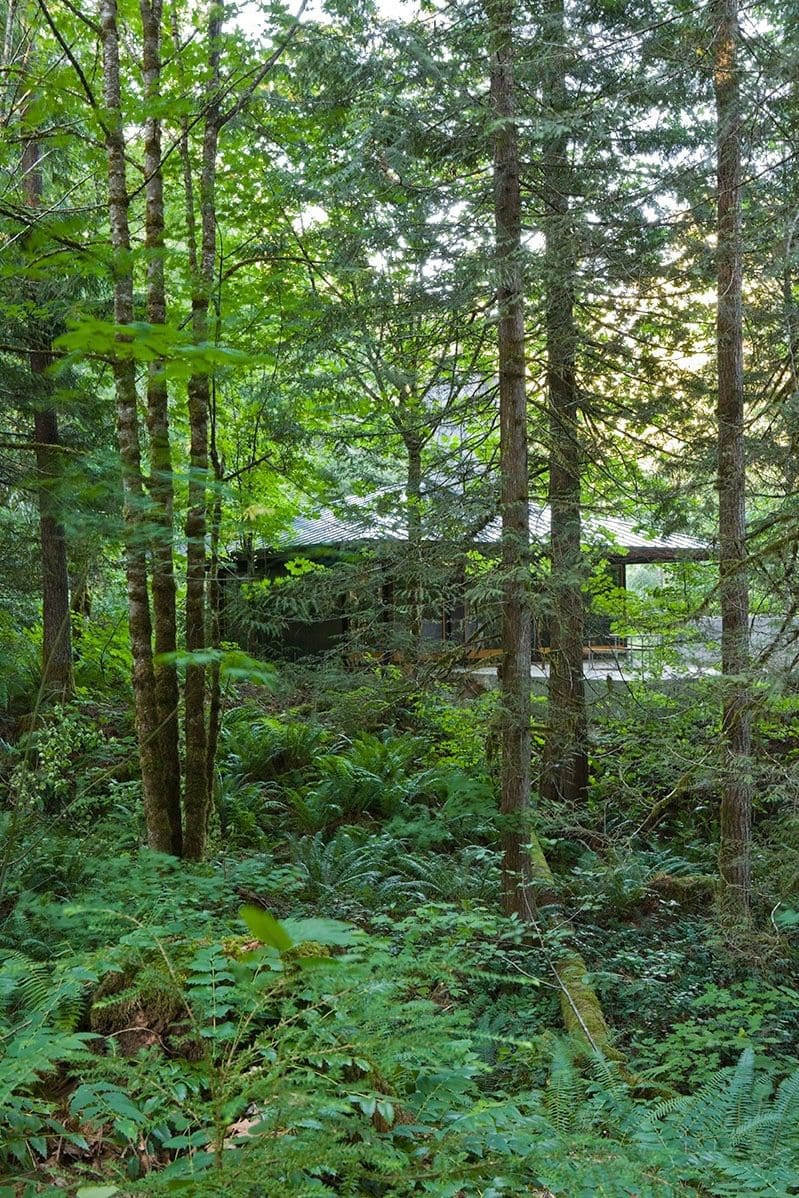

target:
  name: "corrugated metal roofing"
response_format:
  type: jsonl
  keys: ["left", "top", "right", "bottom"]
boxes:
{"left": 477, "top": 510, "right": 702, "bottom": 551}
{"left": 287, "top": 510, "right": 404, "bottom": 547}
{"left": 270, "top": 501, "right": 705, "bottom": 554}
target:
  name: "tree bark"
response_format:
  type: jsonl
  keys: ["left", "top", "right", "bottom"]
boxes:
{"left": 32, "top": 402, "right": 73, "bottom": 698}
{"left": 21, "top": 139, "right": 73, "bottom": 700}
{"left": 205, "top": 416, "right": 224, "bottom": 806}
{"left": 101, "top": 0, "right": 173, "bottom": 853}
{"left": 482, "top": 0, "right": 619, "bottom": 1061}
{"left": 539, "top": 0, "right": 588, "bottom": 808}
{"left": 713, "top": 0, "right": 751, "bottom": 917}
{"left": 485, "top": 0, "right": 533, "bottom": 919}
{"left": 140, "top": 0, "right": 182, "bottom": 854}
{"left": 182, "top": 2, "right": 222, "bottom": 861}
{"left": 404, "top": 431, "right": 423, "bottom": 650}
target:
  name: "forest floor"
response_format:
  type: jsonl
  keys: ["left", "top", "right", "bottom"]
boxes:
{"left": 2, "top": 668, "right": 799, "bottom": 1196}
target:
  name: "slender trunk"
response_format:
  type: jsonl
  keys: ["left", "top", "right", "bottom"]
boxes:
{"left": 205, "top": 417, "right": 224, "bottom": 805}
{"left": 33, "top": 404, "right": 73, "bottom": 697}
{"left": 540, "top": 0, "right": 587, "bottom": 808}
{"left": 782, "top": 213, "right": 799, "bottom": 489}
{"left": 405, "top": 433, "right": 423, "bottom": 650}
{"left": 21, "top": 140, "right": 73, "bottom": 699}
{"left": 714, "top": 0, "right": 751, "bottom": 917}
{"left": 101, "top": 0, "right": 172, "bottom": 853}
{"left": 182, "top": 3, "right": 221, "bottom": 861}
{"left": 485, "top": 0, "right": 533, "bottom": 919}
{"left": 141, "top": 0, "right": 182, "bottom": 854}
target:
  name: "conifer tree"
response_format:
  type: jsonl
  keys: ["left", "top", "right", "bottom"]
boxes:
{"left": 713, "top": 0, "right": 752, "bottom": 915}
{"left": 485, "top": 0, "right": 533, "bottom": 918}
{"left": 539, "top": 0, "right": 587, "bottom": 808}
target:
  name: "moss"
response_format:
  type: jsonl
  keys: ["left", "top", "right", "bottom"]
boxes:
{"left": 528, "top": 831, "right": 625, "bottom": 1064}
{"left": 528, "top": 833, "right": 554, "bottom": 882}
{"left": 90, "top": 959, "right": 187, "bottom": 1044}
{"left": 221, "top": 935, "right": 262, "bottom": 960}
{"left": 555, "top": 954, "right": 623, "bottom": 1059}
{"left": 647, "top": 873, "right": 717, "bottom": 907}
{"left": 284, "top": 940, "right": 331, "bottom": 962}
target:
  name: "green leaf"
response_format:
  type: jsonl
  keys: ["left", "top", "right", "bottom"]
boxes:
{"left": 348, "top": 1094, "right": 377, "bottom": 1117}
{"left": 77, "top": 1188, "right": 121, "bottom": 1198}
{"left": 104, "top": 1091, "right": 145, "bottom": 1122}
{"left": 219, "top": 650, "right": 277, "bottom": 688}
{"left": 282, "top": 917, "right": 356, "bottom": 946}
{"left": 240, "top": 906, "right": 294, "bottom": 952}
{"left": 376, "top": 1099, "right": 395, "bottom": 1124}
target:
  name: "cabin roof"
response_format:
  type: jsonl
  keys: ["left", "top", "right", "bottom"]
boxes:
{"left": 261, "top": 501, "right": 707, "bottom": 564}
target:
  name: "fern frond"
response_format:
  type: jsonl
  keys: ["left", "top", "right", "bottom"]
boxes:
{"left": 545, "top": 1037, "right": 584, "bottom": 1135}
{"left": 766, "top": 1065, "right": 799, "bottom": 1154}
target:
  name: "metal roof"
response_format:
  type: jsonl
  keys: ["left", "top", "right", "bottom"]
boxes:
{"left": 285, "top": 510, "right": 404, "bottom": 547}
{"left": 477, "top": 510, "right": 703, "bottom": 552}
{"left": 268, "top": 500, "right": 706, "bottom": 559}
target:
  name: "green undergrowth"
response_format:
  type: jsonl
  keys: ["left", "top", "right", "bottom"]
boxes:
{"left": 1, "top": 678, "right": 799, "bottom": 1195}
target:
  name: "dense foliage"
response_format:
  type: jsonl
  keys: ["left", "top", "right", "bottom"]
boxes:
{"left": 1, "top": 0, "right": 799, "bottom": 1193}
{"left": 2, "top": 665, "right": 799, "bottom": 1194}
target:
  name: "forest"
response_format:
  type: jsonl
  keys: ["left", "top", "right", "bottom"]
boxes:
{"left": 1, "top": 0, "right": 799, "bottom": 1193}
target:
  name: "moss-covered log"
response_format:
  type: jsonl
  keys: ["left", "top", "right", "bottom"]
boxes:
{"left": 528, "top": 828, "right": 621, "bottom": 1060}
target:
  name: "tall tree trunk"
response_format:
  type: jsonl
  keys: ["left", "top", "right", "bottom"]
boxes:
{"left": 101, "top": 0, "right": 173, "bottom": 853}
{"left": 182, "top": 2, "right": 222, "bottom": 861}
{"left": 21, "top": 139, "right": 73, "bottom": 699}
{"left": 539, "top": 0, "right": 587, "bottom": 808}
{"left": 140, "top": 0, "right": 182, "bottom": 854}
{"left": 205, "top": 481, "right": 223, "bottom": 805}
{"left": 404, "top": 431, "right": 423, "bottom": 651}
{"left": 713, "top": 0, "right": 751, "bottom": 917}
{"left": 483, "top": 0, "right": 619, "bottom": 1061}
{"left": 205, "top": 398, "right": 224, "bottom": 806}
{"left": 485, "top": 0, "right": 533, "bottom": 919}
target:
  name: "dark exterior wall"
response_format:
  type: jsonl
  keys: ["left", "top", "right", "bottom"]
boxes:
{"left": 221, "top": 546, "right": 702, "bottom": 662}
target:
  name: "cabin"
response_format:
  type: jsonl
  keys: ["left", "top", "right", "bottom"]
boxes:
{"left": 221, "top": 493, "right": 708, "bottom": 664}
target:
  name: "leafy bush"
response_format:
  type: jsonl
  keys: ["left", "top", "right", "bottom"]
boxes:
{"left": 385, "top": 769, "right": 496, "bottom": 848}
{"left": 590, "top": 683, "right": 721, "bottom": 832}
{"left": 635, "top": 979, "right": 799, "bottom": 1087}
{"left": 72, "top": 599, "right": 133, "bottom": 697}
{"left": 9, "top": 705, "right": 106, "bottom": 813}
{"left": 0, "top": 906, "right": 525, "bottom": 1194}
{"left": 309, "top": 661, "right": 422, "bottom": 735}
{"left": 411, "top": 687, "right": 498, "bottom": 773}
{"left": 225, "top": 725, "right": 485, "bottom": 839}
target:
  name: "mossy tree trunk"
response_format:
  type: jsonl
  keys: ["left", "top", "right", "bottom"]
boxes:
{"left": 140, "top": 0, "right": 182, "bottom": 855}
{"left": 101, "top": 0, "right": 173, "bottom": 853}
{"left": 181, "top": 3, "right": 222, "bottom": 861}
{"left": 404, "top": 430, "right": 424, "bottom": 652}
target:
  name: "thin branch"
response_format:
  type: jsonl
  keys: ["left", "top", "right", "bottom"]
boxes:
{"left": 37, "top": 0, "right": 101, "bottom": 113}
